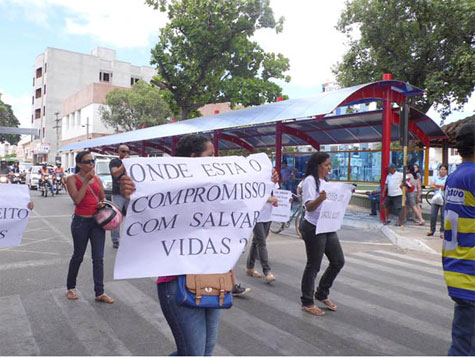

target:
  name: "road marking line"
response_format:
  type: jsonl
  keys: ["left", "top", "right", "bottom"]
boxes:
{"left": 0, "top": 258, "right": 68, "bottom": 271}
{"left": 353, "top": 252, "right": 442, "bottom": 275}
{"left": 51, "top": 288, "right": 132, "bottom": 356}
{"left": 240, "top": 279, "right": 426, "bottom": 356}
{"left": 371, "top": 250, "right": 442, "bottom": 267}
{"left": 0, "top": 295, "right": 41, "bottom": 356}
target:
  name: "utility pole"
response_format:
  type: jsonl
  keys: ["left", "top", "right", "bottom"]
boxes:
{"left": 53, "top": 112, "right": 61, "bottom": 161}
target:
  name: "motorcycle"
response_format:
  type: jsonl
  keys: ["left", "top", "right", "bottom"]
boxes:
{"left": 10, "top": 172, "right": 23, "bottom": 184}
{"left": 0, "top": 174, "right": 10, "bottom": 184}
{"left": 53, "top": 173, "right": 64, "bottom": 195}
{"left": 39, "top": 175, "right": 53, "bottom": 197}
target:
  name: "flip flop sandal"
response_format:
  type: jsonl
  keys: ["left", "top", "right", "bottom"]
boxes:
{"left": 246, "top": 269, "right": 263, "bottom": 278}
{"left": 319, "top": 299, "right": 338, "bottom": 311}
{"left": 66, "top": 289, "right": 78, "bottom": 300}
{"left": 302, "top": 305, "right": 325, "bottom": 316}
{"left": 95, "top": 294, "right": 115, "bottom": 304}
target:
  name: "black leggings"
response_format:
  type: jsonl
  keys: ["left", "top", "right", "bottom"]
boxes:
{"left": 300, "top": 219, "right": 345, "bottom": 306}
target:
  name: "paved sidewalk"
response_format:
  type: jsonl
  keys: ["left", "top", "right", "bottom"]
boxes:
{"left": 343, "top": 204, "right": 443, "bottom": 255}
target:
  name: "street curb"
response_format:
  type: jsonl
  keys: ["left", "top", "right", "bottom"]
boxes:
{"left": 343, "top": 216, "right": 437, "bottom": 255}
{"left": 381, "top": 226, "right": 437, "bottom": 254}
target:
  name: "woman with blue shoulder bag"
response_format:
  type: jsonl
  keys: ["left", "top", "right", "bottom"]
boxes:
{"left": 119, "top": 134, "right": 279, "bottom": 356}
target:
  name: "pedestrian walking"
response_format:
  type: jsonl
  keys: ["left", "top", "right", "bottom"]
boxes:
{"left": 442, "top": 122, "right": 475, "bottom": 356}
{"left": 246, "top": 194, "right": 278, "bottom": 283}
{"left": 65, "top": 151, "right": 114, "bottom": 303}
{"left": 299, "top": 152, "right": 344, "bottom": 316}
{"left": 109, "top": 144, "right": 130, "bottom": 248}
{"left": 427, "top": 164, "right": 448, "bottom": 238}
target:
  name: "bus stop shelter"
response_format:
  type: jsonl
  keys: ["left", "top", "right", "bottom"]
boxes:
{"left": 59, "top": 79, "right": 447, "bottom": 221}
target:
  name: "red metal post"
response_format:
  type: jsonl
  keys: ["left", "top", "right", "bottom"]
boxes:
{"left": 380, "top": 88, "right": 393, "bottom": 222}
{"left": 141, "top": 140, "right": 147, "bottom": 157}
{"left": 275, "top": 122, "right": 283, "bottom": 184}
{"left": 213, "top": 130, "right": 220, "bottom": 157}
{"left": 171, "top": 137, "right": 179, "bottom": 156}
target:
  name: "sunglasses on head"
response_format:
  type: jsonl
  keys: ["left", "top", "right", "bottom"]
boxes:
{"left": 81, "top": 159, "right": 95, "bottom": 165}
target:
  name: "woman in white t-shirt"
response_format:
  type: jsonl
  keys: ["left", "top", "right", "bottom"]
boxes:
{"left": 299, "top": 152, "right": 345, "bottom": 316}
{"left": 246, "top": 194, "right": 278, "bottom": 283}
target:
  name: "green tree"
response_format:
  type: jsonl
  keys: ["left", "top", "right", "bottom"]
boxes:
{"left": 0, "top": 95, "right": 20, "bottom": 145}
{"left": 147, "top": 0, "right": 291, "bottom": 120}
{"left": 99, "top": 80, "right": 170, "bottom": 132}
{"left": 333, "top": 0, "right": 475, "bottom": 118}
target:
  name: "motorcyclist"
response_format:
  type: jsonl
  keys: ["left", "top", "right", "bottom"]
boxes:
{"left": 54, "top": 161, "right": 66, "bottom": 189}
{"left": 38, "top": 162, "right": 54, "bottom": 196}
{"left": 11, "top": 161, "right": 20, "bottom": 174}
{"left": 0, "top": 160, "right": 10, "bottom": 175}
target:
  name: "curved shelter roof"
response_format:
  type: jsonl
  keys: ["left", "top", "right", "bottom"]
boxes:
{"left": 59, "top": 80, "right": 446, "bottom": 155}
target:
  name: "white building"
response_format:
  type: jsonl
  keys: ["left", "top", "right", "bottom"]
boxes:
{"left": 31, "top": 47, "right": 156, "bottom": 164}
{"left": 60, "top": 83, "right": 130, "bottom": 169}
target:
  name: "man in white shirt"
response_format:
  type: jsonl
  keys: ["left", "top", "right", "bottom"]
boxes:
{"left": 382, "top": 163, "right": 404, "bottom": 225}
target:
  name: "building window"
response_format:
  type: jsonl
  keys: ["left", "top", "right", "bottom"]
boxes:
{"left": 32, "top": 96, "right": 34, "bottom": 105}
{"left": 99, "top": 71, "right": 112, "bottom": 83}
{"left": 43, "top": 106, "right": 46, "bottom": 116}
{"left": 35, "top": 88, "right": 42, "bottom": 99}
{"left": 44, "top": 63, "right": 47, "bottom": 73}
{"left": 31, "top": 115, "right": 33, "bottom": 124}
{"left": 35, "top": 109, "right": 41, "bottom": 119}
{"left": 36, "top": 67, "right": 42, "bottom": 78}
{"left": 42, "top": 128, "right": 45, "bottom": 138}
{"left": 131, "top": 76, "right": 140, "bottom": 86}
{"left": 32, "top": 77, "right": 35, "bottom": 86}
{"left": 43, "top": 85, "right": 46, "bottom": 95}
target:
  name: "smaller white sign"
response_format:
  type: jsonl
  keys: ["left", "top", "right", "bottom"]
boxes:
{"left": 271, "top": 189, "right": 292, "bottom": 222}
{"left": 315, "top": 182, "right": 354, "bottom": 234}
{"left": 0, "top": 184, "right": 31, "bottom": 249}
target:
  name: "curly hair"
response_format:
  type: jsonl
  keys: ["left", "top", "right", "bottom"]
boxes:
{"left": 175, "top": 135, "right": 212, "bottom": 158}
{"left": 455, "top": 122, "right": 475, "bottom": 158}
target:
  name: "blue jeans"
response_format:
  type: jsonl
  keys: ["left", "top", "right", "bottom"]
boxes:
{"left": 157, "top": 279, "right": 221, "bottom": 356}
{"left": 369, "top": 194, "right": 380, "bottom": 215}
{"left": 448, "top": 298, "right": 475, "bottom": 356}
{"left": 111, "top": 194, "right": 129, "bottom": 244}
{"left": 67, "top": 215, "right": 106, "bottom": 296}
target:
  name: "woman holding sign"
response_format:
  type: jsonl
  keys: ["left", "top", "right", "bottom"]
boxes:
{"left": 299, "top": 152, "right": 344, "bottom": 316}
{"left": 120, "top": 134, "right": 279, "bottom": 356}
{"left": 65, "top": 151, "right": 114, "bottom": 303}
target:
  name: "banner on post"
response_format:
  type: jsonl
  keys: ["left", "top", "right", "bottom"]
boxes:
{"left": 114, "top": 153, "right": 273, "bottom": 279}
{"left": 0, "top": 185, "right": 31, "bottom": 249}
{"left": 315, "top": 182, "right": 354, "bottom": 234}
{"left": 270, "top": 189, "right": 292, "bottom": 223}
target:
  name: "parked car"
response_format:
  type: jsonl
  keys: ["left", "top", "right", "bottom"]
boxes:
{"left": 26, "top": 165, "right": 53, "bottom": 190}
{"left": 95, "top": 158, "right": 113, "bottom": 200}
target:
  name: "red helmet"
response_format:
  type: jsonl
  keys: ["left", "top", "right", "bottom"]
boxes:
{"left": 94, "top": 200, "right": 123, "bottom": 231}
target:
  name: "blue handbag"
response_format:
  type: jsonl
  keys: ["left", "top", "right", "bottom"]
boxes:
{"left": 176, "top": 273, "right": 233, "bottom": 309}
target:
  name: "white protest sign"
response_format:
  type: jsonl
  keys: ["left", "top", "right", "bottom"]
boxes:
{"left": 114, "top": 153, "right": 274, "bottom": 279}
{"left": 0, "top": 184, "right": 31, "bottom": 249}
{"left": 315, "top": 182, "right": 354, "bottom": 234}
{"left": 270, "top": 189, "right": 292, "bottom": 222}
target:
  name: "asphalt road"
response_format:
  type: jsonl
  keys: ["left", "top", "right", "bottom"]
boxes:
{"left": 0, "top": 189, "right": 453, "bottom": 355}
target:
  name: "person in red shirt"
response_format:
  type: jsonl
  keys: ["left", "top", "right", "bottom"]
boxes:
{"left": 65, "top": 151, "right": 114, "bottom": 304}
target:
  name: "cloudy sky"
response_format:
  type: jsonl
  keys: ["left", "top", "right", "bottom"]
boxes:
{"left": 0, "top": 0, "right": 473, "bottom": 128}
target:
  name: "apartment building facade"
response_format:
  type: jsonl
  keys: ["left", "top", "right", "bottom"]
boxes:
{"left": 31, "top": 47, "right": 156, "bottom": 163}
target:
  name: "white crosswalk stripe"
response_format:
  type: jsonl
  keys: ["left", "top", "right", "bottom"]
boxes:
{"left": 0, "top": 249, "right": 453, "bottom": 355}
{"left": 0, "top": 295, "right": 40, "bottom": 356}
